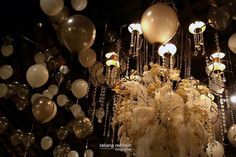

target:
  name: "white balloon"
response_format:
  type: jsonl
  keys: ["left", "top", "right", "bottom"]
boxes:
{"left": 57, "top": 94, "right": 68, "bottom": 107}
{"left": 40, "top": 0, "right": 64, "bottom": 16}
{"left": 0, "top": 83, "right": 8, "bottom": 98}
{"left": 0, "top": 65, "right": 13, "bottom": 80}
{"left": 26, "top": 64, "right": 49, "bottom": 88}
{"left": 228, "top": 33, "right": 236, "bottom": 54}
{"left": 228, "top": 124, "right": 236, "bottom": 147}
{"left": 43, "top": 90, "right": 53, "bottom": 99}
{"left": 70, "top": 104, "right": 84, "bottom": 119}
{"left": 206, "top": 141, "right": 225, "bottom": 157}
{"left": 1, "top": 44, "right": 13, "bottom": 57}
{"left": 79, "top": 49, "right": 97, "bottom": 68}
{"left": 71, "top": 79, "right": 88, "bottom": 99}
{"left": 34, "top": 52, "right": 46, "bottom": 64}
{"left": 31, "top": 93, "right": 42, "bottom": 104}
{"left": 71, "top": 0, "right": 87, "bottom": 11}
{"left": 41, "top": 136, "right": 53, "bottom": 150}
{"left": 84, "top": 149, "right": 94, "bottom": 157}
{"left": 68, "top": 150, "right": 79, "bottom": 157}
{"left": 48, "top": 84, "right": 59, "bottom": 96}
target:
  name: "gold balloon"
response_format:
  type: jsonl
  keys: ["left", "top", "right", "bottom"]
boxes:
{"left": 57, "top": 126, "right": 69, "bottom": 140}
{"left": 32, "top": 97, "right": 56, "bottom": 123}
{"left": 11, "top": 129, "right": 24, "bottom": 146}
{"left": 23, "top": 132, "right": 35, "bottom": 147}
{"left": 73, "top": 117, "right": 93, "bottom": 138}
{"left": 141, "top": 3, "right": 179, "bottom": 44}
{"left": 79, "top": 48, "right": 97, "bottom": 68}
{"left": 60, "top": 15, "right": 96, "bottom": 54}
{"left": 208, "top": 5, "right": 232, "bottom": 30}
{"left": 0, "top": 117, "right": 9, "bottom": 134}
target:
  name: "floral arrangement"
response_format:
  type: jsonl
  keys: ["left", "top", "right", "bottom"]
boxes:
{"left": 112, "top": 63, "right": 218, "bottom": 157}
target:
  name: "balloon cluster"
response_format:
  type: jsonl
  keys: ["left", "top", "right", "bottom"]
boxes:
{"left": 0, "top": 82, "right": 30, "bottom": 110}
{"left": 10, "top": 129, "right": 35, "bottom": 147}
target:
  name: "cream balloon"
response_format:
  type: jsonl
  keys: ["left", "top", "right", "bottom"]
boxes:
{"left": 42, "top": 90, "right": 53, "bottom": 99}
{"left": 48, "top": 84, "right": 59, "bottom": 96}
{"left": 41, "top": 136, "right": 53, "bottom": 150}
{"left": 206, "top": 141, "right": 225, "bottom": 157}
{"left": 228, "top": 33, "right": 236, "bottom": 54}
{"left": 40, "top": 0, "right": 64, "bottom": 16}
{"left": 71, "top": 0, "right": 88, "bottom": 11}
{"left": 31, "top": 93, "right": 42, "bottom": 104}
{"left": 1, "top": 44, "right": 13, "bottom": 57}
{"left": 26, "top": 64, "right": 49, "bottom": 88}
{"left": 34, "top": 52, "right": 46, "bottom": 64}
{"left": 227, "top": 124, "right": 236, "bottom": 147}
{"left": 57, "top": 94, "right": 68, "bottom": 107}
{"left": 70, "top": 104, "right": 84, "bottom": 119}
{"left": 84, "top": 149, "right": 94, "bottom": 157}
{"left": 68, "top": 150, "right": 79, "bottom": 157}
{"left": 71, "top": 79, "right": 88, "bottom": 99}
{"left": 141, "top": 3, "right": 179, "bottom": 44}
{"left": 0, "top": 83, "right": 8, "bottom": 98}
{"left": 79, "top": 49, "right": 97, "bottom": 68}
{"left": 0, "top": 65, "right": 13, "bottom": 80}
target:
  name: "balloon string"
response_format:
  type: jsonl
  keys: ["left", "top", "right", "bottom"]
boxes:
{"left": 24, "top": 119, "right": 36, "bottom": 157}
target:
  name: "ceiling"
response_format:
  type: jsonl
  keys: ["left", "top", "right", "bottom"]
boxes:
{"left": 0, "top": 0, "right": 236, "bottom": 156}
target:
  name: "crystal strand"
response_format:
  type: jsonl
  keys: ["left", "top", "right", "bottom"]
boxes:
{"left": 136, "top": 36, "right": 140, "bottom": 75}
{"left": 220, "top": 95, "right": 227, "bottom": 133}
{"left": 86, "top": 76, "right": 92, "bottom": 98}
{"left": 112, "top": 94, "right": 117, "bottom": 144}
{"left": 201, "top": 33, "right": 206, "bottom": 55}
{"left": 214, "top": 33, "right": 220, "bottom": 52}
{"left": 107, "top": 115, "right": 112, "bottom": 137}
{"left": 98, "top": 86, "right": 106, "bottom": 123}
{"left": 103, "top": 101, "right": 110, "bottom": 136}
{"left": 91, "top": 86, "right": 97, "bottom": 123}
{"left": 187, "top": 37, "right": 192, "bottom": 77}
{"left": 136, "top": 32, "right": 140, "bottom": 56}
{"left": 126, "top": 55, "right": 130, "bottom": 77}
{"left": 145, "top": 39, "right": 149, "bottom": 66}
{"left": 219, "top": 109, "right": 225, "bottom": 143}
{"left": 130, "top": 31, "right": 134, "bottom": 48}
{"left": 193, "top": 35, "right": 198, "bottom": 56}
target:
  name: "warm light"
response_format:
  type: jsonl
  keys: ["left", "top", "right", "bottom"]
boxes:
{"left": 207, "top": 61, "right": 226, "bottom": 72}
{"left": 158, "top": 43, "right": 177, "bottom": 57}
{"left": 128, "top": 23, "right": 142, "bottom": 34}
{"left": 210, "top": 52, "right": 225, "bottom": 59}
{"left": 105, "top": 52, "right": 117, "bottom": 59}
{"left": 105, "top": 52, "right": 120, "bottom": 67}
{"left": 230, "top": 95, "right": 236, "bottom": 103}
{"left": 188, "top": 21, "right": 206, "bottom": 34}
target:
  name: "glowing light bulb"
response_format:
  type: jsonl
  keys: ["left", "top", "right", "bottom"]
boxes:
{"left": 230, "top": 95, "right": 236, "bottom": 103}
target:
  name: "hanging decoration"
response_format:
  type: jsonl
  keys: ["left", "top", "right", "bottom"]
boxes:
{"left": 105, "top": 40, "right": 121, "bottom": 88}
{"left": 188, "top": 21, "right": 206, "bottom": 56}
